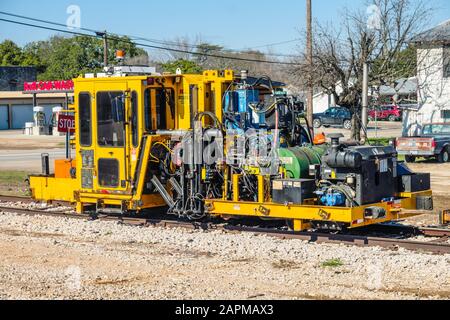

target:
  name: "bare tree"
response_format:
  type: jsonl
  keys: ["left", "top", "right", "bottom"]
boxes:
{"left": 292, "top": 0, "right": 433, "bottom": 141}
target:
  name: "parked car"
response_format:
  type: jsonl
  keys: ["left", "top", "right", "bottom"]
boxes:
{"left": 313, "top": 107, "right": 353, "bottom": 130}
{"left": 396, "top": 123, "right": 450, "bottom": 163}
{"left": 368, "top": 105, "right": 403, "bottom": 122}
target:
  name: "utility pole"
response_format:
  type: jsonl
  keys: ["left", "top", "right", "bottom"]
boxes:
{"left": 306, "top": 0, "right": 314, "bottom": 136}
{"left": 361, "top": 62, "right": 369, "bottom": 142}
{"left": 103, "top": 30, "right": 108, "bottom": 67}
{"left": 96, "top": 30, "right": 109, "bottom": 67}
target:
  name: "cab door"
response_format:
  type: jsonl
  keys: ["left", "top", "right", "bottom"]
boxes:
{"left": 94, "top": 83, "right": 130, "bottom": 192}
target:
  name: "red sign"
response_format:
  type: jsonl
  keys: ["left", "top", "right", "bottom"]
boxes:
{"left": 57, "top": 115, "right": 75, "bottom": 133}
{"left": 24, "top": 80, "right": 74, "bottom": 92}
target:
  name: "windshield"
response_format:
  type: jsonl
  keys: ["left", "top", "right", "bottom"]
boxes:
{"left": 422, "top": 124, "right": 450, "bottom": 135}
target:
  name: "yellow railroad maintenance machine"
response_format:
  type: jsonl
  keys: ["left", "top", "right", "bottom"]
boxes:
{"left": 29, "top": 66, "right": 434, "bottom": 231}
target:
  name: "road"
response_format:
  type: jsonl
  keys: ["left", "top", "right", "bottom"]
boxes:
{"left": 320, "top": 121, "right": 402, "bottom": 140}
{"left": 0, "top": 149, "right": 68, "bottom": 172}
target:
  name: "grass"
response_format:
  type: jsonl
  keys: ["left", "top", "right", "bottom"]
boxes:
{"left": 0, "top": 171, "right": 30, "bottom": 184}
{"left": 0, "top": 171, "right": 31, "bottom": 196}
{"left": 321, "top": 258, "right": 344, "bottom": 268}
{"left": 366, "top": 138, "right": 406, "bottom": 161}
{"left": 367, "top": 137, "right": 394, "bottom": 146}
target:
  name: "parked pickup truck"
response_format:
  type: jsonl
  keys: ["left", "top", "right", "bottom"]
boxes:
{"left": 396, "top": 123, "right": 450, "bottom": 163}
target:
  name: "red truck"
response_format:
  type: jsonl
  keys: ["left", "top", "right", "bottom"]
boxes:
{"left": 368, "top": 105, "right": 403, "bottom": 122}
{"left": 396, "top": 123, "right": 450, "bottom": 163}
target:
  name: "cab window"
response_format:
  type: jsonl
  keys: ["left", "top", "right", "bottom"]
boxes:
{"left": 97, "top": 91, "right": 125, "bottom": 147}
{"left": 155, "top": 89, "right": 167, "bottom": 130}
{"left": 98, "top": 158, "right": 119, "bottom": 188}
{"left": 144, "top": 88, "right": 175, "bottom": 131}
{"left": 79, "top": 93, "right": 91, "bottom": 147}
{"left": 131, "top": 91, "right": 139, "bottom": 147}
{"left": 144, "top": 88, "right": 152, "bottom": 131}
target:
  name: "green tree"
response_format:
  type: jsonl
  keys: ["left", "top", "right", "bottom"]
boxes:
{"left": 21, "top": 42, "right": 45, "bottom": 73}
{"left": 372, "top": 45, "right": 417, "bottom": 81}
{"left": 0, "top": 40, "right": 23, "bottom": 66}
{"left": 162, "top": 59, "right": 202, "bottom": 74}
{"left": 107, "top": 35, "right": 148, "bottom": 63}
{"left": 33, "top": 35, "right": 149, "bottom": 80}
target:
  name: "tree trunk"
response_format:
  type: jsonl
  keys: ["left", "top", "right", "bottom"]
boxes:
{"left": 351, "top": 106, "right": 361, "bottom": 141}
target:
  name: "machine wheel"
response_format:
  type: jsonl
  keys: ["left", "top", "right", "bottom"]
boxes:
{"left": 313, "top": 119, "right": 322, "bottom": 129}
{"left": 438, "top": 148, "right": 450, "bottom": 163}
{"left": 343, "top": 120, "right": 352, "bottom": 130}
{"left": 286, "top": 220, "right": 295, "bottom": 231}
{"left": 405, "top": 156, "right": 416, "bottom": 163}
{"left": 388, "top": 115, "right": 397, "bottom": 122}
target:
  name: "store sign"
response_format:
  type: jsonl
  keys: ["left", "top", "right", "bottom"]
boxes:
{"left": 24, "top": 80, "right": 74, "bottom": 92}
{"left": 57, "top": 115, "right": 75, "bottom": 133}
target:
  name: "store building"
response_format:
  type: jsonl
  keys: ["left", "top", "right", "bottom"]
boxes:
{"left": 0, "top": 66, "right": 73, "bottom": 130}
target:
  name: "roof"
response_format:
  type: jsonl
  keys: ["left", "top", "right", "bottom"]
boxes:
{"left": 412, "top": 20, "right": 450, "bottom": 44}
{"left": 379, "top": 78, "right": 417, "bottom": 96}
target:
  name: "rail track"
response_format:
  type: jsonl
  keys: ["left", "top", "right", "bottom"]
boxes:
{"left": 0, "top": 195, "right": 449, "bottom": 254}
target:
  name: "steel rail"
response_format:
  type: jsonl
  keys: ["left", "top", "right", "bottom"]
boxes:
{"left": 224, "top": 226, "right": 450, "bottom": 255}
{"left": 1, "top": 196, "right": 449, "bottom": 254}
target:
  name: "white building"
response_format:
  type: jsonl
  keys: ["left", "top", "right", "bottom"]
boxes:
{"left": 404, "top": 20, "right": 450, "bottom": 136}
{"left": 312, "top": 82, "right": 345, "bottom": 114}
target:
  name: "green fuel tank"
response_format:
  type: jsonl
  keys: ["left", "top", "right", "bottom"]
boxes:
{"left": 278, "top": 145, "right": 326, "bottom": 179}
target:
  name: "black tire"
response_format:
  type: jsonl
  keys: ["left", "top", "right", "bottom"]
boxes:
{"left": 388, "top": 115, "right": 396, "bottom": 122}
{"left": 313, "top": 119, "right": 322, "bottom": 129}
{"left": 343, "top": 120, "right": 352, "bottom": 130}
{"left": 438, "top": 148, "right": 450, "bottom": 163}
{"left": 405, "top": 156, "right": 416, "bottom": 163}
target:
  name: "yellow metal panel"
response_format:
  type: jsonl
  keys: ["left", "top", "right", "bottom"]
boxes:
{"left": 30, "top": 176, "right": 78, "bottom": 203}
{"left": 258, "top": 175, "right": 265, "bottom": 203}
{"left": 232, "top": 174, "right": 241, "bottom": 202}
{"left": 293, "top": 220, "right": 311, "bottom": 232}
{"left": 397, "top": 190, "right": 432, "bottom": 210}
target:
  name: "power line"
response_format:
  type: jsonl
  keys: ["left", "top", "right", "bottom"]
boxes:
{"left": 0, "top": 17, "right": 301, "bottom": 65}
{"left": 0, "top": 10, "right": 300, "bottom": 59}
{"left": 239, "top": 38, "right": 302, "bottom": 50}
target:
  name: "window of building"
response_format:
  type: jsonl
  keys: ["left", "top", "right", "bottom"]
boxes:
{"left": 79, "top": 93, "right": 92, "bottom": 147}
{"left": 97, "top": 91, "right": 125, "bottom": 147}
{"left": 444, "top": 47, "right": 450, "bottom": 78}
{"left": 131, "top": 91, "right": 139, "bottom": 147}
{"left": 441, "top": 110, "right": 450, "bottom": 119}
{"left": 98, "top": 158, "right": 119, "bottom": 188}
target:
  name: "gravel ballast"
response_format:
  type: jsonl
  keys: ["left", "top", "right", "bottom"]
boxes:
{"left": 0, "top": 211, "right": 449, "bottom": 300}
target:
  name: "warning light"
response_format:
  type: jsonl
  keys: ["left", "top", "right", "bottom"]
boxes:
{"left": 116, "top": 50, "right": 126, "bottom": 61}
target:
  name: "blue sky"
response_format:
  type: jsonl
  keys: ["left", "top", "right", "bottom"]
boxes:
{"left": 1, "top": 0, "right": 449, "bottom": 57}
